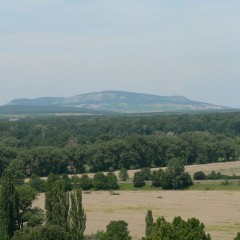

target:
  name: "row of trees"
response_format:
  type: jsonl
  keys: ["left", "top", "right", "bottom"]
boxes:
{"left": 144, "top": 210, "right": 211, "bottom": 240}
{"left": 29, "top": 172, "right": 119, "bottom": 192}
{"left": 28, "top": 160, "right": 192, "bottom": 193}
{"left": 193, "top": 170, "right": 240, "bottom": 180}
{"left": 1, "top": 131, "right": 238, "bottom": 177}
{"left": 133, "top": 159, "right": 193, "bottom": 189}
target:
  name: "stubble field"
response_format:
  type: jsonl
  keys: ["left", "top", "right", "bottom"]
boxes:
{"left": 66, "top": 160, "right": 240, "bottom": 180}
{"left": 33, "top": 190, "right": 240, "bottom": 240}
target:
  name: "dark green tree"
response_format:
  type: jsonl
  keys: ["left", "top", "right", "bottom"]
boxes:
{"left": 162, "top": 158, "right": 193, "bottom": 190}
{"left": 68, "top": 189, "right": 86, "bottom": 240}
{"left": 139, "top": 168, "right": 151, "bottom": 181}
{"left": 79, "top": 175, "right": 93, "bottom": 190}
{"left": 20, "top": 207, "right": 44, "bottom": 228}
{"left": 45, "top": 175, "right": 69, "bottom": 231}
{"left": 0, "top": 145, "right": 18, "bottom": 177}
{"left": 144, "top": 217, "right": 173, "bottom": 240}
{"left": 12, "top": 225, "right": 70, "bottom": 240}
{"left": 151, "top": 169, "right": 164, "bottom": 187}
{"left": 133, "top": 171, "right": 145, "bottom": 188}
{"left": 7, "top": 159, "right": 25, "bottom": 185}
{"left": 84, "top": 231, "right": 105, "bottom": 240}
{"left": 71, "top": 175, "right": 80, "bottom": 189}
{"left": 0, "top": 170, "right": 19, "bottom": 239}
{"left": 145, "top": 210, "right": 153, "bottom": 237}
{"left": 16, "top": 185, "right": 44, "bottom": 229}
{"left": 118, "top": 168, "right": 129, "bottom": 181}
{"left": 28, "top": 174, "right": 47, "bottom": 192}
{"left": 61, "top": 173, "right": 72, "bottom": 191}
{"left": 193, "top": 171, "right": 206, "bottom": 180}
{"left": 93, "top": 172, "right": 108, "bottom": 190}
{"left": 145, "top": 216, "right": 211, "bottom": 240}
{"left": 106, "top": 172, "right": 119, "bottom": 190}
{"left": 103, "top": 220, "right": 131, "bottom": 240}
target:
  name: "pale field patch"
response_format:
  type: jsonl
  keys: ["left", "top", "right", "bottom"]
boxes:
{"left": 33, "top": 190, "right": 240, "bottom": 240}
{"left": 72, "top": 160, "right": 240, "bottom": 179}
{"left": 25, "top": 160, "right": 240, "bottom": 183}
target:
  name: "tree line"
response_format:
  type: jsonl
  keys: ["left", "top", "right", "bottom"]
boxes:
{"left": 193, "top": 170, "right": 240, "bottom": 180}
{"left": 1, "top": 112, "right": 240, "bottom": 148}
{"left": 27, "top": 159, "right": 192, "bottom": 192}
{"left": 1, "top": 112, "right": 240, "bottom": 178}
{"left": 0, "top": 132, "right": 238, "bottom": 178}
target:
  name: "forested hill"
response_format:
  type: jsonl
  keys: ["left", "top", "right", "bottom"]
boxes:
{"left": 6, "top": 91, "right": 227, "bottom": 113}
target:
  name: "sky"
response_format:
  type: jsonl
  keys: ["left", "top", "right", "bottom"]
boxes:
{"left": 0, "top": 0, "right": 240, "bottom": 107}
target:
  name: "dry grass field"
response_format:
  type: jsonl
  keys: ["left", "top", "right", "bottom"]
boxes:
{"left": 30, "top": 161, "right": 240, "bottom": 239}
{"left": 123, "top": 160, "right": 240, "bottom": 178}
{"left": 33, "top": 190, "right": 240, "bottom": 240}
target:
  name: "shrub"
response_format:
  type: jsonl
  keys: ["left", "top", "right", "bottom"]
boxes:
{"left": 161, "top": 158, "right": 193, "bottom": 190}
{"left": 139, "top": 168, "right": 152, "bottom": 181}
{"left": 104, "top": 220, "right": 131, "bottom": 240}
{"left": 79, "top": 175, "right": 93, "bottom": 190}
{"left": 92, "top": 172, "right": 118, "bottom": 190}
{"left": 106, "top": 172, "right": 119, "bottom": 190}
{"left": 118, "top": 168, "right": 129, "bottom": 181}
{"left": 133, "top": 171, "right": 145, "bottom": 188}
{"left": 93, "top": 172, "right": 108, "bottom": 190}
{"left": 145, "top": 216, "right": 211, "bottom": 240}
{"left": 12, "top": 225, "right": 70, "bottom": 240}
{"left": 193, "top": 171, "right": 206, "bottom": 180}
{"left": 151, "top": 169, "right": 164, "bottom": 187}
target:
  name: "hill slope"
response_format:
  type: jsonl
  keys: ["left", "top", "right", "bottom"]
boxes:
{"left": 6, "top": 91, "right": 227, "bottom": 113}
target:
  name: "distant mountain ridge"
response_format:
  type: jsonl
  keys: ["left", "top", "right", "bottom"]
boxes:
{"left": 6, "top": 91, "right": 227, "bottom": 113}
{"left": 8, "top": 97, "right": 65, "bottom": 106}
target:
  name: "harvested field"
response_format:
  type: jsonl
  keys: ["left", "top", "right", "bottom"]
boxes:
{"left": 33, "top": 190, "right": 240, "bottom": 240}
{"left": 73, "top": 160, "right": 240, "bottom": 179}
{"left": 122, "top": 161, "right": 240, "bottom": 178}
{"left": 24, "top": 161, "right": 240, "bottom": 183}
{"left": 184, "top": 161, "right": 240, "bottom": 176}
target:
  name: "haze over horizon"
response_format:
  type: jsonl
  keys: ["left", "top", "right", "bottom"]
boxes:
{"left": 1, "top": 1, "right": 240, "bottom": 107}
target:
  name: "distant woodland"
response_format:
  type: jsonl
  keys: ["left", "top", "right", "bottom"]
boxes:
{"left": 1, "top": 112, "right": 240, "bottom": 177}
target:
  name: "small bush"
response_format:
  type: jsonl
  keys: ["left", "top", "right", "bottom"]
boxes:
{"left": 118, "top": 168, "right": 129, "bottom": 181}
{"left": 133, "top": 171, "right": 145, "bottom": 188}
{"left": 193, "top": 171, "right": 206, "bottom": 180}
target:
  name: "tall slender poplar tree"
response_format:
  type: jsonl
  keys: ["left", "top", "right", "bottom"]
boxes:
{"left": 45, "top": 175, "right": 69, "bottom": 231}
{"left": 145, "top": 210, "right": 154, "bottom": 237}
{"left": 0, "top": 170, "right": 19, "bottom": 240}
{"left": 68, "top": 189, "right": 86, "bottom": 240}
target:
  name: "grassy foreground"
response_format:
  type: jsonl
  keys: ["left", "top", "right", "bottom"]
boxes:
{"left": 189, "top": 180, "right": 240, "bottom": 191}
{"left": 119, "top": 180, "right": 240, "bottom": 191}
{"left": 119, "top": 183, "right": 157, "bottom": 191}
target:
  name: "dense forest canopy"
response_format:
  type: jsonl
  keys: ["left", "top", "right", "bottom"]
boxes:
{"left": 0, "top": 112, "right": 240, "bottom": 177}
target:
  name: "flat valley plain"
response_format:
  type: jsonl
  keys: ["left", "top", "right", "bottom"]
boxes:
{"left": 34, "top": 190, "right": 240, "bottom": 240}
{"left": 32, "top": 161, "right": 240, "bottom": 240}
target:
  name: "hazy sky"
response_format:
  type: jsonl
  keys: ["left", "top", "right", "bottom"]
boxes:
{"left": 1, "top": 0, "right": 240, "bottom": 106}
